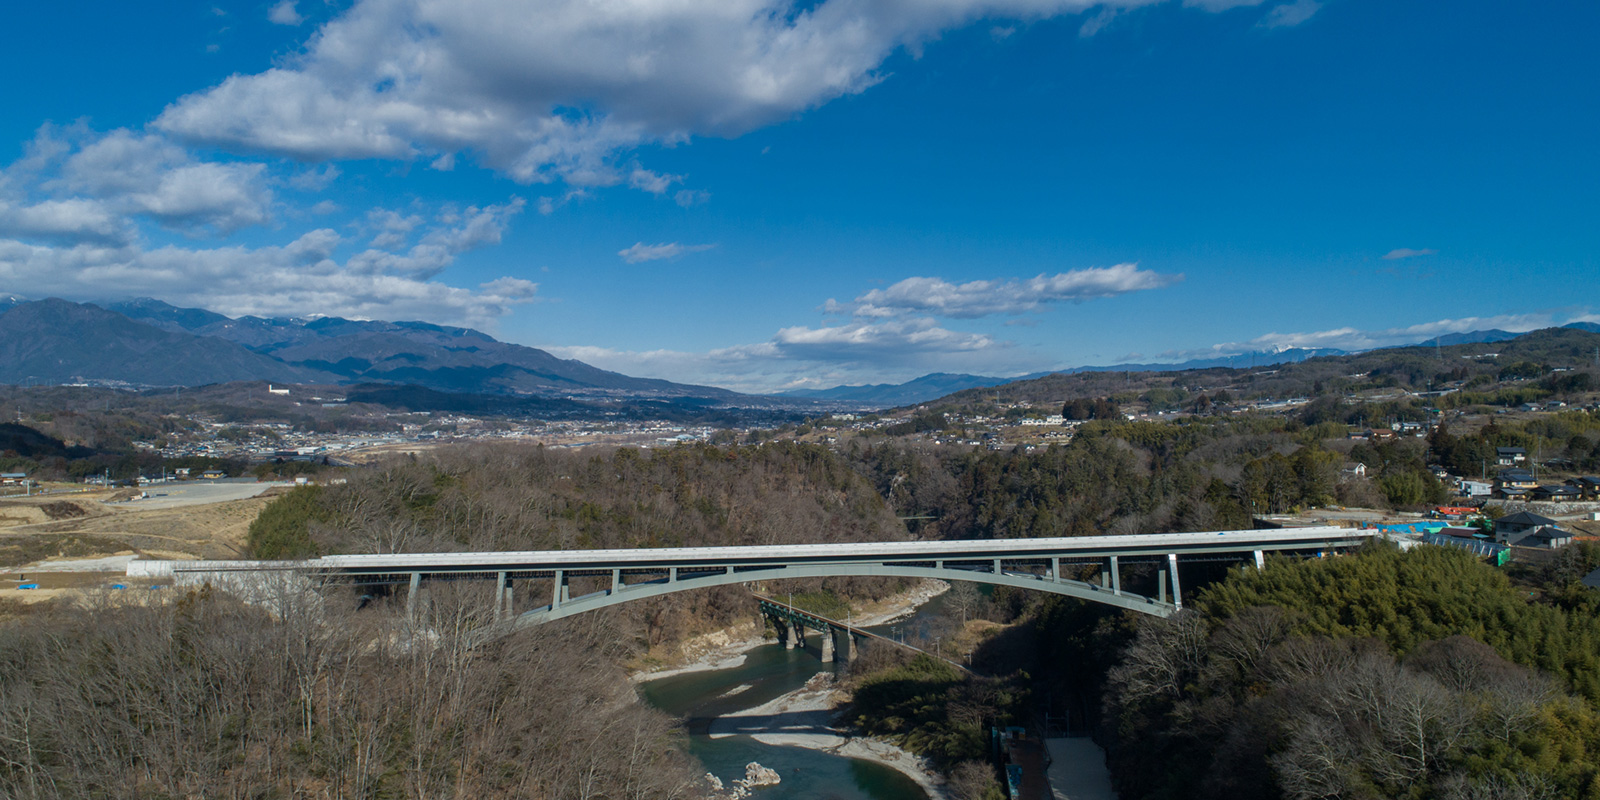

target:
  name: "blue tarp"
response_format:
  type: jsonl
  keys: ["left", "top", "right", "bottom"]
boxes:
{"left": 1367, "top": 522, "right": 1448, "bottom": 536}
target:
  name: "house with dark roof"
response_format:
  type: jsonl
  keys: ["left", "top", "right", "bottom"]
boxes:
{"left": 1531, "top": 484, "right": 1582, "bottom": 502}
{"left": 1570, "top": 476, "right": 1600, "bottom": 500}
{"left": 1583, "top": 567, "right": 1600, "bottom": 591}
{"left": 1507, "top": 526, "right": 1574, "bottom": 549}
{"left": 1495, "top": 469, "right": 1537, "bottom": 497}
{"left": 1496, "top": 447, "right": 1527, "bottom": 466}
{"left": 1495, "top": 510, "right": 1559, "bottom": 543}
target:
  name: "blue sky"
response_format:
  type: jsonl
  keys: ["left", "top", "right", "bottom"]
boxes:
{"left": 0, "top": 0, "right": 1595, "bottom": 392}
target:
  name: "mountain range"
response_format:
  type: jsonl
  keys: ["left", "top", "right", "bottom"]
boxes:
{"left": 0, "top": 297, "right": 742, "bottom": 401}
{"left": 0, "top": 295, "right": 1592, "bottom": 409}
{"left": 781, "top": 347, "right": 1355, "bottom": 406}
{"left": 778, "top": 329, "right": 1591, "bottom": 407}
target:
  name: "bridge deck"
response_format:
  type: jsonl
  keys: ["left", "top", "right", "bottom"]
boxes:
{"left": 131, "top": 526, "right": 1365, "bottom": 578}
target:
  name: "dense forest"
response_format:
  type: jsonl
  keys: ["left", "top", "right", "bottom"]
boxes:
{"left": 0, "top": 585, "right": 704, "bottom": 800}
{"left": 1101, "top": 543, "right": 1600, "bottom": 800}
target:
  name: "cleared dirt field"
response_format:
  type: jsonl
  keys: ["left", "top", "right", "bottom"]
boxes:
{"left": 0, "top": 489, "right": 285, "bottom": 601}
{"left": 0, "top": 493, "right": 277, "bottom": 564}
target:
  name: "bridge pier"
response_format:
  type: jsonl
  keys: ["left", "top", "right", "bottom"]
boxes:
{"left": 847, "top": 632, "right": 858, "bottom": 661}
{"left": 406, "top": 572, "right": 421, "bottom": 622}
{"left": 1253, "top": 549, "right": 1265, "bottom": 570}
{"left": 1168, "top": 553, "right": 1183, "bottom": 610}
{"left": 551, "top": 570, "right": 567, "bottom": 610}
{"left": 1110, "top": 555, "right": 1121, "bottom": 595}
{"left": 821, "top": 630, "right": 835, "bottom": 663}
{"left": 784, "top": 620, "right": 797, "bottom": 649}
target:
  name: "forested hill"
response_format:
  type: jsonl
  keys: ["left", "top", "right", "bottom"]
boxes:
{"left": 1101, "top": 543, "right": 1600, "bottom": 800}
{"left": 926, "top": 326, "right": 1600, "bottom": 409}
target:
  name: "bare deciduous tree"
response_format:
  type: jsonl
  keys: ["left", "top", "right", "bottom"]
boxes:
{"left": 946, "top": 581, "right": 986, "bottom": 626}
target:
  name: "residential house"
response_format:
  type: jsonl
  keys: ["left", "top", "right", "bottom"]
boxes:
{"left": 1584, "top": 567, "right": 1600, "bottom": 591}
{"left": 1508, "top": 526, "right": 1574, "bottom": 549}
{"left": 201, "top": 469, "right": 226, "bottom": 480}
{"left": 1569, "top": 476, "right": 1600, "bottom": 500}
{"left": 1495, "top": 468, "right": 1537, "bottom": 497}
{"left": 1393, "top": 421, "right": 1428, "bottom": 436}
{"left": 1531, "top": 484, "right": 1582, "bottom": 502}
{"left": 1494, "top": 510, "right": 1559, "bottom": 544}
{"left": 1340, "top": 462, "right": 1368, "bottom": 480}
{"left": 0, "top": 472, "right": 26, "bottom": 485}
{"left": 1496, "top": 447, "right": 1527, "bottom": 466}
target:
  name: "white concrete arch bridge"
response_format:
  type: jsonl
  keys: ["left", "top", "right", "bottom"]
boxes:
{"left": 130, "top": 526, "right": 1372, "bottom": 641}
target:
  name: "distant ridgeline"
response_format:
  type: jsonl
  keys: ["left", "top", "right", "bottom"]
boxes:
{"left": 0, "top": 297, "right": 751, "bottom": 402}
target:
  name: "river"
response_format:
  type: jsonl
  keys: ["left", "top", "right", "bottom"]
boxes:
{"left": 639, "top": 590, "right": 953, "bottom": 799}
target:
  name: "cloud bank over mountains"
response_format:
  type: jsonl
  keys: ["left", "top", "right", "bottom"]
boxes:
{"left": 0, "top": 126, "right": 535, "bottom": 325}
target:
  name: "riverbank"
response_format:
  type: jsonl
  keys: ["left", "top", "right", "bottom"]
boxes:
{"left": 630, "top": 580, "right": 950, "bottom": 683}
{"left": 708, "top": 672, "right": 950, "bottom": 799}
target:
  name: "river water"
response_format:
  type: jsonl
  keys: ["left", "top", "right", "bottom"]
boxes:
{"left": 638, "top": 592, "right": 952, "bottom": 799}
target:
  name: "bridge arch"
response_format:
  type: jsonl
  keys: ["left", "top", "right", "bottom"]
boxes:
{"left": 497, "top": 560, "right": 1179, "bottom": 637}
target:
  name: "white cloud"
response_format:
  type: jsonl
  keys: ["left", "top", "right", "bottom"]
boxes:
{"left": 0, "top": 198, "right": 130, "bottom": 246}
{"left": 0, "top": 131, "right": 531, "bottom": 328}
{"left": 154, "top": 0, "right": 1308, "bottom": 185}
{"left": 1080, "top": 8, "right": 1120, "bottom": 37}
{"left": 1382, "top": 247, "right": 1437, "bottom": 260}
{"left": 366, "top": 207, "right": 425, "bottom": 249}
{"left": 771, "top": 318, "right": 997, "bottom": 361}
{"left": 14, "top": 127, "right": 274, "bottom": 236}
{"left": 348, "top": 198, "right": 525, "bottom": 278}
{"left": 626, "top": 168, "right": 680, "bottom": 195}
{"left": 0, "top": 225, "right": 537, "bottom": 328}
{"left": 1259, "top": 0, "right": 1321, "bottom": 28}
{"left": 1183, "top": 0, "right": 1267, "bottom": 10}
{"left": 618, "top": 241, "right": 715, "bottom": 263}
{"left": 830, "top": 263, "right": 1181, "bottom": 319}
{"left": 268, "top": 0, "right": 304, "bottom": 25}
{"left": 674, "top": 189, "right": 711, "bottom": 208}
{"left": 478, "top": 276, "right": 539, "bottom": 299}
{"left": 289, "top": 164, "right": 341, "bottom": 191}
